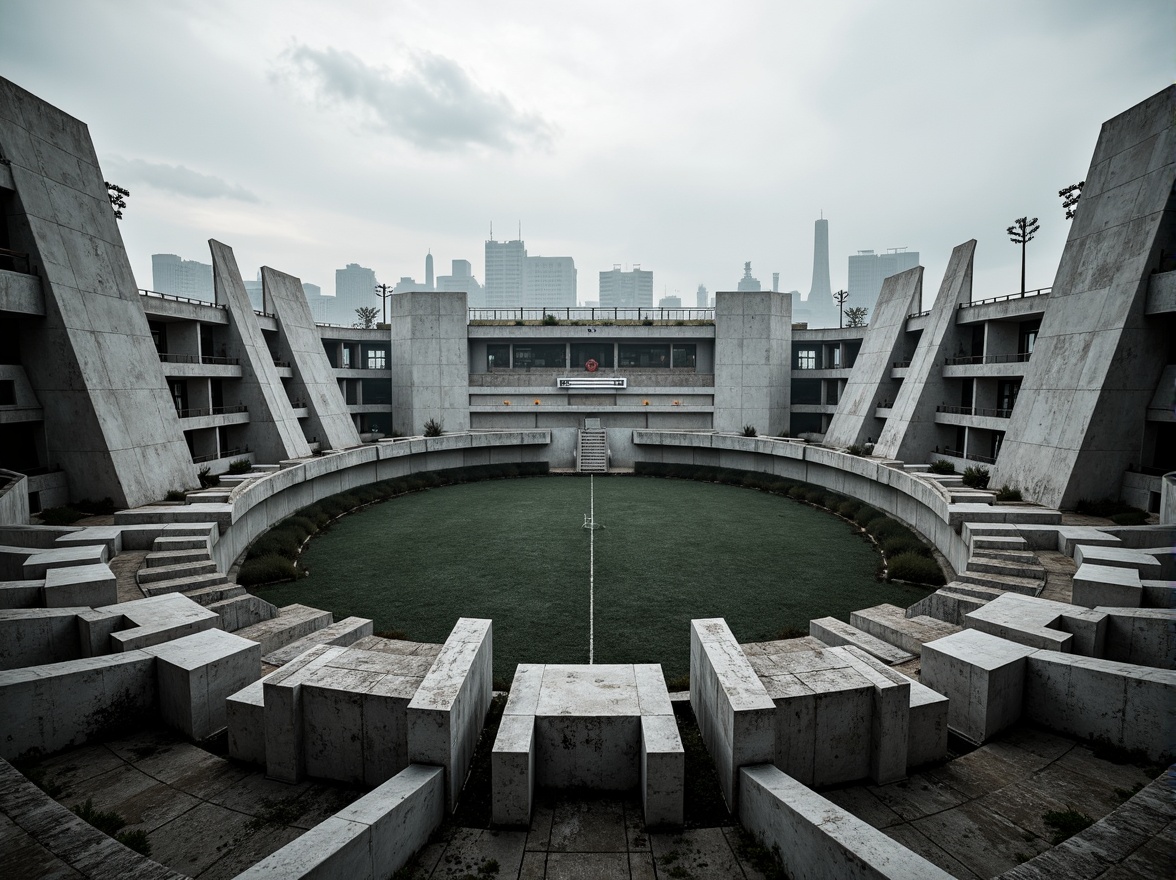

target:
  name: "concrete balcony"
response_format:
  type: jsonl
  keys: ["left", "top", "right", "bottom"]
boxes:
{"left": 0, "top": 266, "right": 44, "bottom": 316}
{"left": 934, "top": 405, "right": 1012, "bottom": 432}
{"left": 942, "top": 352, "right": 1032, "bottom": 378}
{"left": 955, "top": 288, "right": 1050, "bottom": 323}
{"left": 177, "top": 405, "right": 250, "bottom": 431}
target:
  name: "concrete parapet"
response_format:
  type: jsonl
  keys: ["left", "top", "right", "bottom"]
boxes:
{"left": 235, "top": 763, "right": 444, "bottom": 880}
{"left": 407, "top": 617, "right": 492, "bottom": 810}
{"left": 1095, "top": 606, "right": 1176, "bottom": 669}
{"left": 738, "top": 763, "right": 953, "bottom": 880}
{"left": 921, "top": 629, "right": 1037, "bottom": 744}
{"left": 690, "top": 618, "right": 775, "bottom": 810}
{"left": 99, "top": 593, "right": 219, "bottom": 652}
{"left": 1072, "top": 563, "right": 1142, "bottom": 608}
{"left": 964, "top": 593, "right": 1107, "bottom": 656}
{"left": 0, "top": 606, "right": 88, "bottom": 669}
{"left": 42, "top": 563, "right": 117, "bottom": 608}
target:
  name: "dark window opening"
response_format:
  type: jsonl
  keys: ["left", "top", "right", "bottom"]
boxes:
{"left": 361, "top": 378, "right": 391, "bottom": 405}
{"left": 513, "top": 344, "right": 566, "bottom": 369}
{"left": 0, "top": 379, "right": 15, "bottom": 406}
{"left": 791, "top": 378, "right": 821, "bottom": 405}
{"left": 619, "top": 344, "right": 670, "bottom": 368}
{"left": 487, "top": 344, "right": 511, "bottom": 370}
{"left": 672, "top": 344, "right": 697, "bottom": 368}
{"left": 571, "top": 343, "right": 614, "bottom": 369}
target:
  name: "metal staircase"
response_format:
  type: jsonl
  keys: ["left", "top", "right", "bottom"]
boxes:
{"left": 577, "top": 421, "right": 609, "bottom": 473}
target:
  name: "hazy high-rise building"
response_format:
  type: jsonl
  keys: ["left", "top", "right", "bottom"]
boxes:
{"left": 599, "top": 266, "right": 653, "bottom": 308}
{"left": 658, "top": 295, "right": 682, "bottom": 308}
{"left": 737, "top": 262, "right": 761, "bottom": 292}
{"left": 802, "top": 216, "right": 841, "bottom": 328}
{"left": 152, "top": 253, "right": 213, "bottom": 301}
{"left": 772, "top": 272, "right": 780, "bottom": 292}
{"left": 485, "top": 239, "right": 526, "bottom": 308}
{"left": 424, "top": 251, "right": 434, "bottom": 290}
{"left": 847, "top": 248, "right": 920, "bottom": 316}
{"left": 696, "top": 284, "right": 708, "bottom": 308}
{"left": 485, "top": 237, "right": 576, "bottom": 308}
{"left": 335, "top": 262, "right": 377, "bottom": 326}
{"left": 436, "top": 258, "right": 484, "bottom": 307}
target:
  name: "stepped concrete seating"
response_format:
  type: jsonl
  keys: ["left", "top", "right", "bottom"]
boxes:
{"left": 235, "top": 764, "right": 444, "bottom": 880}
{"left": 229, "top": 620, "right": 490, "bottom": 808}
{"left": 947, "top": 504, "right": 1062, "bottom": 530}
{"left": 907, "top": 583, "right": 1005, "bottom": 625}
{"left": 21, "top": 544, "right": 108, "bottom": 579}
{"left": 0, "top": 606, "right": 92, "bottom": 669}
{"left": 956, "top": 567, "right": 1044, "bottom": 597}
{"left": 140, "top": 570, "right": 229, "bottom": 597}
{"left": 922, "top": 629, "right": 1176, "bottom": 759}
{"left": 492, "top": 662, "right": 683, "bottom": 827}
{"left": 144, "top": 547, "right": 212, "bottom": 567}
{"left": 689, "top": 619, "right": 775, "bottom": 810}
{"left": 94, "top": 593, "right": 220, "bottom": 653}
{"left": 739, "top": 764, "right": 953, "bottom": 880}
{"left": 0, "top": 580, "right": 44, "bottom": 610}
{"left": 150, "top": 534, "right": 212, "bottom": 553}
{"left": 136, "top": 559, "right": 219, "bottom": 584}
{"left": 262, "top": 615, "right": 374, "bottom": 665}
{"left": 208, "top": 593, "right": 279, "bottom": 631}
{"left": 971, "top": 534, "right": 1029, "bottom": 553}
{"left": 962, "top": 522, "right": 1122, "bottom": 555}
{"left": 808, "top": 616, "right": 915, "bottom": 665}
{"left": 1074, "top": 544, "right": 1164, "bottom": 578}
{"left": 966, "top": 555, "right": 1045, "bottom": 580}
{"left": 53, "top": 525, "right": 125, "bottom": 554}
{"left": 0, "top": 627, "right": 259, "bottom": 758}
{"left": 1072, "top": 563, "right": 1142, "bottom": 608}
{"left": 1096, "top": 606, "right": 1176, "bottom": 668}
{"left": 181, "top": 584, "right": 247, "bottom": 606}
{"left": 232, "top": 603, "right": 333, "bottom": 655}
{"left": 849, "top": 604, "right": 961, "bottom": 655}
{"left": 964, "top": 593, "right": 1107, "bottom": 655}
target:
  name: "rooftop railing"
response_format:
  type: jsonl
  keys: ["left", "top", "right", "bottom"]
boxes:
{"left": 469, "top": 307, "right": 716, "bottom": 323}
{"left": 960, "top": 287, "right": 1050, "bottom": 309}
{"left": 139, "top": 288, "right": 224, "bottom": 308}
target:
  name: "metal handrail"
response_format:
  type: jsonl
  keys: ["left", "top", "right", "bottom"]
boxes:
{"left": 273, "top": 359, "right": 291, "bottom": 368}
{"left": 468, "top": 307, "right": 715, "bottom": 323}
{"left": 177, "top": 404, "right": 248, "bottom": 419}
{"left": 191, "top": 445, "right": 250, "bottom": 464}
{"left": 944, "top": 352, "right": 1032, "bottom": 366}
{"left": 139, "top": 288, "right": 223, "bottom": 308}
{"left": 942, "top": 447, "right": 997, "bottom": 464}
{"left": 892, "top": 359, "right": 912, "bottom": 368}
{"left": 936, "top": 404, "right": 1013, "bottom": 418}
{"left": 158, "top": 352, "right": 242, "bottom": 366}
{"left": 960, "top": 287, "right": 1050, "bottom": 309}
{"left": 0, "top": 246, "right": 36, "bottom": 275}
{"left": 907, "top": 309, "right": 931, "bottom": 319}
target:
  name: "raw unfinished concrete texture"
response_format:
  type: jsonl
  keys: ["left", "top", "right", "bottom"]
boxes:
{"left": 210, "top": 239, "right": 311, "bottom": 462}
{"left": 389, "top": 290, "right": 471, "bottom": 436}
{"left": 874, "top": 240, "right": 976, "bottom": 462}
{"left": 993, "top": 85, "right": 1176, "bottom": 508}
{"left": 824, "top": 266, "right": 924, "bottom": 449}
{"left": 713, "top": 289, "right": 792, "bottom": 435}
{"left": 0, "top": 76, "right": 195, "bottom": 508}
{"left": 261, "top": 266, "right": 360, "bottom": 452}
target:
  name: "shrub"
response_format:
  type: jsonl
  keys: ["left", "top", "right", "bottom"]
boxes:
{"left": 836, "top": 499, "right": 861, "bottom": 519}
{"left": 802, "top": 487, "right": 825, "bottom": 504}
{"left": 39, "top": 507, "right": 86, "bottom": 525}
{"left": 282, "top": 516, "right": 319, "bottom": 540}
{"left": 886, "top": 551, "right": 946, "bottom": 586}
{"left": 164, "top": 489, "right": 186, "bottom": 502}
{"left": 246, "top": 531, "right": 300, "bottom": 561}
{"left": 74, "top": 497, "right": 116, "bottom": 515}
{"left": 198, "top": 466, "right": 219, "bottom": 488}
{"left": 741, "top": 425, "right": 758, "bottom": 437}
{"left": 227, "top": 458, "right": 252, "bottom": 474}
{"left": 1042, "top": 808, "right": 1093, "bottom": 845}
{"left": 882, "top": 536, "right": 932, "bottom": 558}
{"left": 854, "top": 505, "right": 883, "bottom": 527}
{"left": 300, "top": 505, "right": 331, "bottom": 528}
{"left": 845, "top": 444, "right": 869, "bottom": 457}
{"left": 1111, "top": 509, "right": 1148, "bottom": 525}
{"left": 423, "top": 418, "right": 444, "bottom": 437}
{"left": 868, "top": 517, "right": 915, "bottom": 541}
{"left": 788, "top": 486, "right": 808, "bottom": 500}
{"left": 962, "top": 465, "right": 990, "bottom": 489}
{"left": 238, "top": 555, "right": 298, "bottom": 586}
{"left": 995, "top": 485, "right": 1023, "bottom": 502}
{"left": 1076, "top": 498, "right": 1133, "bottom": 517}
{"left": 542, "top": 313, "right": 559, "bottom": 325}
{"left": 116, "top": 828, "right": 152, "bottom": 856}
{"left": 821, "top": 493, "right": 843, "bottom": 510}
{"left": 929, "top": 459, "right": 956, "bottom": 474}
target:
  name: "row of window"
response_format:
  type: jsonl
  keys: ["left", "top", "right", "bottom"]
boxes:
{"left": 487, "top": 343, "right": 698, "bottom": 371}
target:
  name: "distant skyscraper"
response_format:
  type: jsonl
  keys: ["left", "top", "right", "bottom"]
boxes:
{"left": 803, "top": 217, "right": 841, "bottom": 327}
{"left": 152, "top": 253, "right": 213, "bottom": 301}
{"left": 335, "top": 263, "right": 377, "bottom": 325}
{"left": 772, "top": 272, "right": 780, "bottom": 293}
{"left": 847, "top": 248, "right": 920, "bottom": 316}
{"left": 436, "top": 258, "right": 484, "bottom": 307}
{"left": 737, "top": 262, "right": 761, "bottom": 292}
{"left": 425, "top": 251, "right": 434, "bottom": 290}
{"left": 696, "top": 284, "right": 708, "bottom": 308}
{"left": 658, "top": 295, "right": 682, "bottom": 308}
{"left": 485, "top": 239, "right": 526, "bottom": 308}
{"left": 599, "top": 266, "right": 653, "bottom": 308}
{"left": 485, "top": 237, "right": 576, "bottom": 308}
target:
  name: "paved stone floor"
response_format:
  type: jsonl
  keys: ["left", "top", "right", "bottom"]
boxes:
{"left": 400, "top": 791, "right": 769, "bottom": 880}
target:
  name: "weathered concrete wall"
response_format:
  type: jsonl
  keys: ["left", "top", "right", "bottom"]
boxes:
{"left": 825, "top": 267, "right": 923, "bottom": 449}
{"left": 390, "top": 290, "right": 471, "bottom": 436}
{"left": 0, "top": 76, "right": 196, "bottom": 507}
{"left": 713, "top": 291, "right": 791, "bottom": 435}
{"left": 0, "top": 607, "right": 85, "bottom": 669}
{"left": 994, "top": 86, "right": 1176, "bottom": 508}
{"left": 874, "top": 241, "right": 976, "bottom": 463}
{"left": 211, "top": 240, "right": 311, "bottom": 462}
{"left": 738, "top": 763, "right": 953, "bottom": 880}
{"left": 262, "top": 266, "right": 361, "bottom": 451}
{"left": 0, "top": 470, "right": 29, "bottom": 527}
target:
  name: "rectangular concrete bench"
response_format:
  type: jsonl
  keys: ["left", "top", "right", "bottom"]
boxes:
{"left": 809, "top": 616, "right": 915, "bottom": 665}
{"left": 1072, "top": 563, "right": 1142, "bottom": 608}
{"left": 964, "top": 592, "right": 1106, "bottom": 655}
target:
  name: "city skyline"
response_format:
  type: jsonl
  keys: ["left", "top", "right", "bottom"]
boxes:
{"left": 5, "top": 1, "right": 1168, "bottom": 309}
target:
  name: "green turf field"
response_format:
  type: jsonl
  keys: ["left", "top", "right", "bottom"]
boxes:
{"left": 254, "top": 475, "right": 933, "bottom": 682}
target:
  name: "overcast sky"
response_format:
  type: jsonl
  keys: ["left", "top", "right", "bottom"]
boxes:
{"left": 3, "top": 0, "right": 1172, "bottom": 308}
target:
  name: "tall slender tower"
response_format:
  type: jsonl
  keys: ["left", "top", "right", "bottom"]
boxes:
{"left": 808, "top": 217, "right": 831, "bottom": 303}
{"left": 425, "top": 250, "right": 434, "bottom": 290}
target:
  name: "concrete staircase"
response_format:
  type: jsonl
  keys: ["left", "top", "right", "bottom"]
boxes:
{"left": 577, "top": 427, "right": 608, "bottom": 473}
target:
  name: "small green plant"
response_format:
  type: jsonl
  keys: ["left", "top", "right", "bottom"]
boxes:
{"left": 887, "top": 550, "right": 946, "bottom": 586}
{"left": 1111, "top": 509, "right": 1148, "bottom": 525}
{"left": 228, "top": 458, "right": 252, "bottom": 474}
{"left": 541, "top": 313, "right": 558, "bottom": 325}
{"left": 197, "top": 465, "right": 219, "bottom": 488}
{"left": 741, "top": 425, "right": 758, "bottom": 437}
{"left": 1042, "top": 808, "right": 1093, "bottom": 845}
{"left": 238, "top": 555, "right": 298, "bottom": 586}
{"left": 845, "top": 443, "right": 867, "bottom": 456}
{"left": 995, "top": 484, "right": 1023, "bottom": 502}
{"left": 423, "top": 418, "right": 444, "bottom": 437}
{"left": 929, "top": 459, "right": 956, "bottom": 474}
{"left": 962, "top": 465, "right": 990, "bottom": 489}
{"left": 72, "top": 799, "right": 151, "bottom": 855}
{"left": 38, "top": 507, "right": 87, "bottom": 525}
{"left": 164, "top": 489, "right": 186, "bottom": 502}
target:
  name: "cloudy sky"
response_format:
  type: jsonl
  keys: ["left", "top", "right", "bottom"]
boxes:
{"left": 3, "top": 1, "right": 1171, "bottom": 308}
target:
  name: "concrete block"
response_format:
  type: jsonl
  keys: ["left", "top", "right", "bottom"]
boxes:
{"left": 1074, "top": 544, "right": 1163, "bottom": 578}
{"left": 0, "top": 607, "right": 86, "bottom": 669}
{"left": 232, "top": 816, "right": 372, "bottom": 880}
{"left": 1072, "top": 563, "right": 1142, "bottom": 608}
{"left": 226, "top": 678, "right": 266, "bottom": 765}
{"left": 738, "top": 763, "right": 954, "bottom": 880}
{"left": 100, "top": 593, "right": 219, "bottom": 652}
{"left": 492, "top": 713, "right": 535, "bottom": 826}
{"left": 1096, "top": 606, "right": 1176, "bottom": 668}
{"left": 144, "top": 628, "right": 260, "bottom": 740}
{"left": 263, "top": 645, "right": 350, "bottom": 783}
{"left": 42, "top": 563, "right": 117, "bottom": 608}
{"left": 809, "top": 617, "right": 915, "bottom": 666}
{"left": 921, "top": 629, "right": 1037, "bottom": 745}
{"left": 641, "top": 714, "right": 684, "bottom": 827}
{"left": 407, "top": 618, "right": 492, "bottom": 811}
{"left": 964, "top": 592, "right": 1107, "bottom": 655}
{"left": 76, "top": 608, "right": 122, "bottom": 657}
{"left": 21, "top": 545, "right": 108, "bottom": 579}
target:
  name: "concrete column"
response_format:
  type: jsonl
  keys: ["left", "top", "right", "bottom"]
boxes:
{"left": 389, "top": 291, "right": 470, "bottom": 436}
{"left": 713, "top": 290, "right": 791, "bottom": 436}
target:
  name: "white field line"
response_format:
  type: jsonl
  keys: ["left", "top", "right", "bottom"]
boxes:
{"left": 589, "top": 474, "right": 595, "bottom": 664}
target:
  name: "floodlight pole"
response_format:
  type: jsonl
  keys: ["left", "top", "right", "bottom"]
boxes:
{"left": 375, "top": 283, "right": 393, "bottom": 326}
